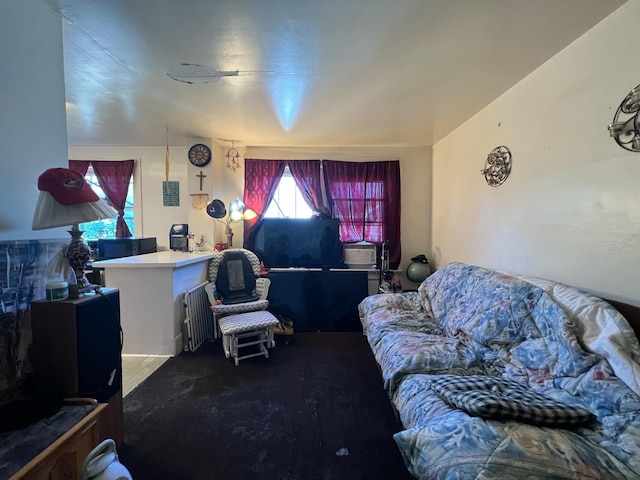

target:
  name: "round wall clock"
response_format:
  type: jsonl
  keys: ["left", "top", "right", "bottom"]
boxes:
{"left": 188, "top": 143, "right": 211, "bottom": 167}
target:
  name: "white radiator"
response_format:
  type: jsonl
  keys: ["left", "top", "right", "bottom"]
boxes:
{"left": 182, "top": 281, "right": 214, "bottom": 352}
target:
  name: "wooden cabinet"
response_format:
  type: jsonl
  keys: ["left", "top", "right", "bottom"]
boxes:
{"left": 31, "top": 289, "right": 124, "bottom": 445}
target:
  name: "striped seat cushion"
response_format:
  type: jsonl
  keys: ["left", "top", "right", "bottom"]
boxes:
{"left": 218, "top": 311, "right": 280, "bottom": 335}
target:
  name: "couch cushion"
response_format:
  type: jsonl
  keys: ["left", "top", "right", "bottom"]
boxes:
{"left": 429, "top": 374, "right": 595, "bottom": 427}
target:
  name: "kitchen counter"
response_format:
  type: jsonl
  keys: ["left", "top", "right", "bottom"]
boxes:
{"left": 93, "top": 250, "right": 214, "bottom": 355}
{"left": 92, "top": 250, "right": 214, "bottom": 269}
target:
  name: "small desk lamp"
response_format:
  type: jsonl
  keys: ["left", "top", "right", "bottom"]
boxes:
{"left": 32, "top": 167, "right": 118, "bottom": 298}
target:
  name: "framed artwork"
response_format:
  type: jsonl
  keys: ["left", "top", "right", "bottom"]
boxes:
{"left": 163, "top": 181, "right": 180, "bottom": 206}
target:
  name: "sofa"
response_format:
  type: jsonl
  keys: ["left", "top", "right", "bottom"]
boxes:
{"left": 358, "top": 262, "right": 640, "bottom": 479}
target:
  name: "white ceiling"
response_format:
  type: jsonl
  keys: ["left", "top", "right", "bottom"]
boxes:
{"left": 44, "top": 0, "right": 626, "bottom": 148}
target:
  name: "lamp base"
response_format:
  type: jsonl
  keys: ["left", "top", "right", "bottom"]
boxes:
{"left": 65, "top": 228, "right": 93, "bottom": 299}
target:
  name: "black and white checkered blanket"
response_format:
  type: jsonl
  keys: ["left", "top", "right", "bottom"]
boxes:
{"left": 429, "top": 375, "right": 595, "bottom": 427}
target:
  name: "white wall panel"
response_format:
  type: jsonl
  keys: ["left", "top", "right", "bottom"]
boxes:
{"left": 432, "top": 0, "right": 640, "bottom": 304}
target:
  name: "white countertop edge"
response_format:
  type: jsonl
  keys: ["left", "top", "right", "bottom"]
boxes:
{"left": 268, "top": 267, "right": 379, "bottom": 272}
{"left": 92, "top": 251, "right": 215, "bottom": 268}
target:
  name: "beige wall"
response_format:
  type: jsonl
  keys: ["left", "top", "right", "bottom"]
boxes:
{"left": 0, "top": 0, "right": 69, "bottom": 241}
{"left": 431, "top": 0, "right": 640, "bottom": 305}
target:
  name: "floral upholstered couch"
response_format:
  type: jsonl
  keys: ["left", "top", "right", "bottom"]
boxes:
{"left": 358, "top": 262, "right": 640, "bottom": 479}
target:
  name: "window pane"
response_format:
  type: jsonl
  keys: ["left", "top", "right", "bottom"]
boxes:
{"left": 330, "top": 179, "right": 384, "bottom": 243}
{"left": 263, "top": 167, "right": 313, "bottom": 218}
{"left": 80, "top": 166, "right": 135, "bottom": 239}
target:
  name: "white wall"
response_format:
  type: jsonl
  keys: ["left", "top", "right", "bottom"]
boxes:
{"left": 431, "top": 0, "right": 640, "bottom": 305}
{"left": 68, "top": 144, "right": 220, "bottom": 250}
{"left": 0, "top": 0, "right": 69, "bottom": 241}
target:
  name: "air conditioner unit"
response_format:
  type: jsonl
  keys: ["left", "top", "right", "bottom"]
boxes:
{"left": 343, "top": 241, "right": 377, "bottom": 269}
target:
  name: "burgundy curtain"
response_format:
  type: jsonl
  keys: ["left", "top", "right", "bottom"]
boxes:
{"left": 68, "top": 160, "right": 91, "bottom": 176}
{"left": 243, "top": 159, "right": 286, "bottom": 248}
{"left": 287, "top": 160, "right": 332, "bottom": 217}
{"left": 323, "top": 160, "right": 401, "bottom": 269}
{"left": 91, "top": 160, "right": 135, "bottom": 238}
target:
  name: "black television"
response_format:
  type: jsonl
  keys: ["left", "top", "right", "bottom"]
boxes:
{"left": 252, "top": 218, "right": 344, "bottom": 269}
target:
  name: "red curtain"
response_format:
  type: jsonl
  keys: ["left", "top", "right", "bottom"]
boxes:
{"left": 243, "top": 159, "right": 286, "bottom": 248}
{"left": 70, "top": 159, "right": 135, "bottom": 238}
{"left": 68, "top": 160, "right": 91, "bottom": 175}
{"left": 323, "top": 160, "right": 401, "bottom": 269}
{"left": 288, "top": 160, "right": 332, "bottom": 217}
{"left": 91, "top": 160, "right": 134, "bottom": 238}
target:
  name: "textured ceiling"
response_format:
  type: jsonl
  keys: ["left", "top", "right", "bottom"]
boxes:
{"left": 44, "top": 0, "right": 626, "bottom": 147}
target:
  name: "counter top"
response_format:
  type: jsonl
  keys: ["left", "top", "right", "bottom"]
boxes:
{"left": 92, "top": 250, "right": 214, "bottom": 268}
{"left": 269, "top": 267, "right": 378, "bottom": 272}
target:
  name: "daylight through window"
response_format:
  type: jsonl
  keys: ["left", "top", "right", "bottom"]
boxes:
{"left": 263, "top": 166, "right": 313, "bottom": 218}
{"left": 80, "top": 166, "right": 135, "bottom": 239}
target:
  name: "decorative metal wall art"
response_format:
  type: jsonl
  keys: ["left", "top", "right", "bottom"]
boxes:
{"left": 481, "top": 146, "right": 512, "bottom": 187}
{"left": 608, "top": 84, "right": 640, "bottom": 152}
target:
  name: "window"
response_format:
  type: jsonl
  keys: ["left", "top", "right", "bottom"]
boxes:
{"left": 263, "top": 166, "right": 313, "bottom": 218}
{"left": 330, "top": 180, "right": 384, "bottom": 243}
{"left": 80, "top": 166, "right": 135, "bottom": 239}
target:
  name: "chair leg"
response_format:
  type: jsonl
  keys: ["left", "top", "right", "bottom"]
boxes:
{"left": 222, "top": 334, "right": 231, "bottom": 358}
{"left": 267, "top": 326, "right": 275, "bottom": 348}
{"left": 233, "top": 334, "right": 239, "bottom": 366}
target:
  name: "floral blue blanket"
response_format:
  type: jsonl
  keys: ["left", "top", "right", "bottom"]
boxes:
{"left": 359, "top": 262, "right": 640, "bottom": 479}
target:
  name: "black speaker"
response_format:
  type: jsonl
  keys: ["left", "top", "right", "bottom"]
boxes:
{"left": 31, "top": 289, "right": 122, "bottom": 403}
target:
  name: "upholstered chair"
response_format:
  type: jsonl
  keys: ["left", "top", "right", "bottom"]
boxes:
{"left": 205, "top": 248, "right": 270, "bottom": 338}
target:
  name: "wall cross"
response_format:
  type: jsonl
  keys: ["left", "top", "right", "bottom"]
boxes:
{"left": 196, "top": 170, "right": 206, "bottom": 191}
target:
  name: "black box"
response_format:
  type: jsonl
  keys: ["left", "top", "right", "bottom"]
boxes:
{"left": 96, "top": 237, "right": 157, "bottom": 260}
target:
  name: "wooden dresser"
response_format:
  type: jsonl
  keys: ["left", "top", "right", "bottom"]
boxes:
{"left": 3, "top": 400, "right": 106, "bottom": 480}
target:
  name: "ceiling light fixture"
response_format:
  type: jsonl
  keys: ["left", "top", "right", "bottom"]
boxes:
{"left": 164, "top": 63, "right": 239, "bottom": 84}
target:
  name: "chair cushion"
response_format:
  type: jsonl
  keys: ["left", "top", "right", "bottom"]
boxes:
{"left": 429, "top": 374, "right": 595, "bottom": 427}
{"left": 218, "top": 311, "right": 280, "bottom": 335}
{"left": 216, "top": 250, "right": 258, "bottom": 304}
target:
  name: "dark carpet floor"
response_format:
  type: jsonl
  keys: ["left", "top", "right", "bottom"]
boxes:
{"left": 119, "top": 332, "right": 414, "bottom": 480}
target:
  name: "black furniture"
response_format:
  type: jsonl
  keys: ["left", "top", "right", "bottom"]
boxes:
{"left": 95, "top": 237, "right": 157, "bottom": 260}
{"left": 267, "top": 269, "right": 368, "bottom": 332}
{"left": 30, "top": 288, "right": 123, "bottom": 445}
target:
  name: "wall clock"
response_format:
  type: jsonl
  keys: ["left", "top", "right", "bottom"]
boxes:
{"left": 188, "top": 144, "right": 211, "bottom": 167}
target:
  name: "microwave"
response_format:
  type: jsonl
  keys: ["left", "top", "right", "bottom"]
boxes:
{"left": 95, "top": 237, "right": 157, "bottom": 260}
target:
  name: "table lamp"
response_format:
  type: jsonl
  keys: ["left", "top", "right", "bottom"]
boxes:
{"left": 206, "top": 197, "right": 257, "bottom": 247}
{"left": 32, "top": 167, "right": 118, "bottom": 298}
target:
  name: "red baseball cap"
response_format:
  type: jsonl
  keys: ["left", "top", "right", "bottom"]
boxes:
{"left": 37, "top": 168, "right": 99, "bottom": 205}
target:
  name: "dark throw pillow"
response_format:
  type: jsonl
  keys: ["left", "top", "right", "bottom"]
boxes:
{"left": 429, "top": 375, "right": 595, "bottom": 427}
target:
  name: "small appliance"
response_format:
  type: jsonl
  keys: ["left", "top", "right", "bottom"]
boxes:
{"left": 344, "top": 241, "right": 377, "bottom": 269}
{"left": 170, "top": 224, "right": 189, "bottom": 251}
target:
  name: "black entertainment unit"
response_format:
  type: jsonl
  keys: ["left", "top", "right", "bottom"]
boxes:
{"left": 252, "top": 217, "right": 343, "bottom": 268}
{"left": 267, "top": 269, "right": 369, "bottom": 332}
